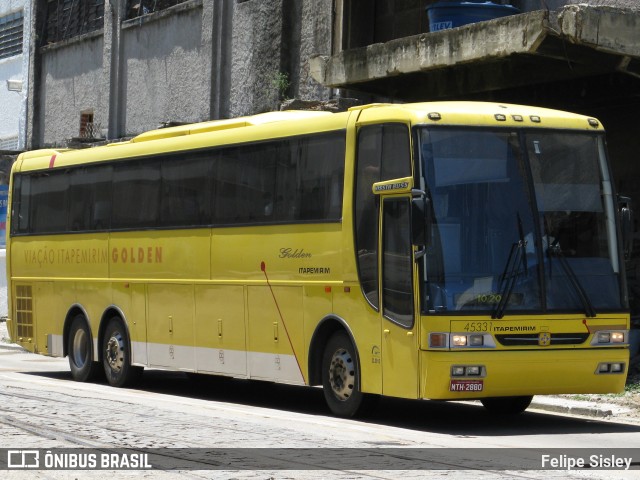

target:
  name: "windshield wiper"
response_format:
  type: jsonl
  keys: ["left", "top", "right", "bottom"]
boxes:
{"left": 493, "top": 214, "right": 528, "bottom": 320}
{"left": 547, "top": 242, "right": 596, "bottom": 318}
{"left": 493, "top": 239, "right": 527, "bottom": 320}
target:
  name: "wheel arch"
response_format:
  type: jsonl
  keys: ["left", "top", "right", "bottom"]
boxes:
{"left": 97, "top": 305, "right": 131, "bottom": 364}
{"left": 308, "top": 315, "right": 360, "bottom": 386}
{"left": 63, "top": 304, "right": 91, "bottom": 358}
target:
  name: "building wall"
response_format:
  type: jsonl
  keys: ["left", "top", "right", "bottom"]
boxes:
{"left": 39, "top": 36, "right": 104, "bottom": 146}
{"left": 230, "top": 0, "right": 285, "bottom": 117}
{"left": 31, "top": 0, "right": 334, "bottom": 145}
{"left": 0, "top": 57, "right": 22, "bottom": 146}
{"left": 121, "top": 3, "right": 212, "bottom": 134}
{"left": 0, "top": 0, "right": 28, "bottom": 150}
{"left": 297, "top": 0, "right": 334, "bottom": 101}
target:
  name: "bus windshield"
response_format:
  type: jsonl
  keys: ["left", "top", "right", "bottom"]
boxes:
{"left": 418, "top": 127, "right": 624, "bottom": 315}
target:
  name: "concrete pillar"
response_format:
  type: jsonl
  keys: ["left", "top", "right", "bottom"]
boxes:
{"left": 104, "top": 0, "right": 125, "bottom": 139}
{"left": 210, "top": 0, "right": 232, "bottom": 120}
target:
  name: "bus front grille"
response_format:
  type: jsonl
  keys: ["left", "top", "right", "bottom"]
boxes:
{"left": 496, "top": 333, "right": 589, "bottom": 346}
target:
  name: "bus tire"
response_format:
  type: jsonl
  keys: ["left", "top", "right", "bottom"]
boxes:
{"left": 102, "top": 317, "right": 141, "bottom": 388}
{"left": 322, "top": 331, "right": 363, "bottom": 418}
{"left": 481, "top": 395, "right": 533, "bottom": 414}
{"left": 68, "top": 314, "right": 99, "bottom": 382}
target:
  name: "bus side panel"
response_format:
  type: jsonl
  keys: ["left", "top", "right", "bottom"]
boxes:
{"left": 194, "top": 284, "right": 247, "bottom": 376}
{"left": 111, "top": 282, "right": 148, "bottom": 366}
{"left": 247, "top": 286, "right": 305, "bottom": 384}
{"left": 32, "top": 282, "right": 52, "bottom": 354}
{"left": 147, "top": 284, "right": 195, "bottom": 371}
{"left": 109, "top": 230, "right": 210, "bottom": 281}
{"left": 302, "top": 284, "right": 333, "bottom": 377}
{"left": 333, "top": 289, "right": 383, "bottom": 395}
{"left": 9, "top": 235, "right": 110, "bottom": 355}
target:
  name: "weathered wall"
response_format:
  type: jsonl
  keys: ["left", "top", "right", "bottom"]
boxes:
{"left": 0, "top": 57, "right": 22, "bottom": 144}
{"left": 0, "top": 0, "right": 27, "bottom": 148}
{"left": 297, "top": 0, "right": 333, "bottom": 101}
{"left": 40, "top": 36, "right": 104, "bottom": 146}
{"left": 230, "top": 0, "right": 285, "bottom": 117}
{"left": 513, "top": 0, "right": 640, "bottom": 12}
{"left": 31, "top": 0, "right": 335, "bottom": 145}
{"left": 121, "top": 3, "right": 212, "bottom": 135}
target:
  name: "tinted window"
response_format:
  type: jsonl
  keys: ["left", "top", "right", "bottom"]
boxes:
{"left": 274, "top": 133, "right": 345, "bottom": 222}
{"left": 112, "top": 161, "right": 161, "bottom": 229}
{"left": 11, "top": 175, "right": 29, "bottom": 235}
{"left": 354, "top": 124, "right": 411, "bottom": 309}
{"left": 30, "top": 171, "right": 69, "bottom": 233}
{"left": 214, "top": 143, "right": 278, "bottom": 224}
{"left": 382, "top": 198, "right": 414, "bottom": 326}
{"left": 69, "top": 165, "right": 112, "bottom": 231}
{"left": 161, "top": 154, "right": 212, "bottom": 227}
{"left": 11, "top": 130, "right": 345, "bottom": 235}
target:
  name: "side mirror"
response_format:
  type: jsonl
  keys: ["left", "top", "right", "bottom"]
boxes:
{"left": 411, "top": 189, "right": 431, "bottom": 254}
{"left": 618, "top": 195, "right": 634, "bottom": 261}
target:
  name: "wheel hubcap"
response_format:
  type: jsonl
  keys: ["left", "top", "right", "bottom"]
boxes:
{"left": 105, "top": 331, "right": 125, "bottom": 373}
{"left": 72, "top": 329, "right": 89, "bottom": 368}
{"left": 329, "top": 348, "right": 355, "bottom": 401}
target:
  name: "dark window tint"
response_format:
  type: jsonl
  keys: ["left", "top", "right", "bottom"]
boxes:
{"left": 214, "top": 132, "right": 345, "bottom": 225}
{"left": 69, "top": 165, "right": 112, "bottom": 231}
{"left": 214, "top": 143, "right": 278, "bottom": 224}
{"left": 112, "top": 162, "right": 161, "bottom": 229}
{"left": 380, "top": 124, "right": 411, "bottom": 179}
{"left": 161, "top": 154, "right": 212, "bottom": 227}
{"left": 30, "top": 171, "right": 69, "bottom": 233}
{"left": 11, "top": 130, "right": 345, "bottom": 236}
{"left": 354, "top": 123, "right": 411, "bottom": 309}
{"left": 275, "top": 133, "right": 345, "bottom": 222}
{"left": 11, "top": 175, "right": 29, "bottom": 235}
{"left": 382, "top": 198, "right": 413, "bottom": 326}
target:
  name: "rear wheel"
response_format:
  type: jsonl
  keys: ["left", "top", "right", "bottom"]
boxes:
{"left": 102, "top": 317, "right": 142, "bottom": 388}
{"left": 322, "top": 331, "right": 364, "bottom": 418}
{"left": 481, "top": 395, "right": 533, "bottom": 414}
{"left": 68, "top": 315, "right": 99, "bottom": 382}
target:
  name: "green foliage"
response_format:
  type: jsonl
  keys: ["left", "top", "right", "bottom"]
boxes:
{"left": 271, "top": 71, "right": 290, "bottom": 101}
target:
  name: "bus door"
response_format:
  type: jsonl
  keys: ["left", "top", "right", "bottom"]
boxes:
{"left": 380, "top": 196, "right": 419, "bottom": 398}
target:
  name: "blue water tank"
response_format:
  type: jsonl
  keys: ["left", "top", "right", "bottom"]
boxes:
{"left": 426, "top": 1, "right": 520, "bottom": 32}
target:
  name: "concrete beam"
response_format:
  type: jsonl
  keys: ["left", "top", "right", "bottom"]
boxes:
{"left": 311, "top": 5, "right": 640, "bottom": 90}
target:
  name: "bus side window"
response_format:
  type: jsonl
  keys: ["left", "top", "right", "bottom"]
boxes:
{"left": 69, "top": 165, "right": 112, "bottom": 231}
{"left": 30, "top": 171, "right": 69, "bottom": 233}
{"left": 112, "top": 161, "right": 161, "bottom": 229}
{"left": 11, "top": 175, "right": 30, "bottom": 234}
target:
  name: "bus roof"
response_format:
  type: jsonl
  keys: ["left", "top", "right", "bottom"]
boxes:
{"left": 15, "top": 102, "right": 604, "bottom": 173}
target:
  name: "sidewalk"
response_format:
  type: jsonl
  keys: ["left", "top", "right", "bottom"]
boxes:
{"left": 0, "top": 319, "right": 24, "bottom": 351}
{"left": 0, "top": 319, "right": 637, "bottom": 423}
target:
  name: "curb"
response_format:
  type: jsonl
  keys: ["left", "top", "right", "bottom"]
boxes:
{"left": 529, "top": 397, "right": 631, "bottom": 420}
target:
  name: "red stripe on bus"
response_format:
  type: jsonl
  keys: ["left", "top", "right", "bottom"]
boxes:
{"left": 49, "top": 154, "right": 57, "bottom": 168}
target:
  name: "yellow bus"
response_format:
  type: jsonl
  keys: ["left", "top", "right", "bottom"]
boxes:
{"left": 6, "top": 102, "right": 632, "bottom": 417}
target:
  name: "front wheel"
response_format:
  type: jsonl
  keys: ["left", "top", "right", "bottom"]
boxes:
{"left": 481, "top": 395, "right": 533, "bottom": 414}
{"left": 68, "top": 314, "right": 99, "bottom": 382}
{"left": 322, "top": 331, "right": 364, "bottom": 418}
{"left": 102, "top": 317, "right": 142, "bottom": 388}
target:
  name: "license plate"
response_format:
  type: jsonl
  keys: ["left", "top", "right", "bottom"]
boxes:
{"left": 450, "top": 379, "right": 483, "bottom": 392}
